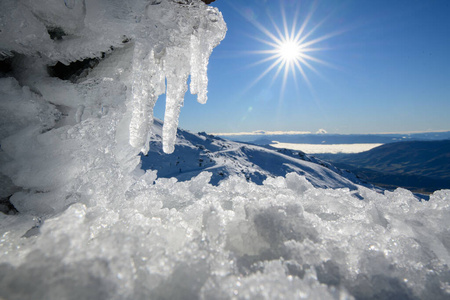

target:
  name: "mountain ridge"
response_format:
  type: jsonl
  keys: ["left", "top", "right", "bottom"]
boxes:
{"left": 317, "top": 140, "right": 450, "bottom": 193}
{"left": 222, "top": 131, "right": 450, "bottom": 145}
{"left": 141, "top": 119, "right": 370, "bottom": 191}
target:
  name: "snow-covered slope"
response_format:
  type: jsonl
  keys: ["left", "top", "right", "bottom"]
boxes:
{"left": 142, "top": 119, "right": 365, "bottom": 189}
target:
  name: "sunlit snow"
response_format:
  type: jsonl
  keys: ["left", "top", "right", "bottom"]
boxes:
{"left": 270, "top": 142, "right": 384, "bottom": 154}
{"left": 0, "top": 1, "right": 449, "bottom": 299}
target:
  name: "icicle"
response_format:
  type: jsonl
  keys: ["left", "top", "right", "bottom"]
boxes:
{"left": 162, "top": 73, "right": 188, "bottom": 154}
{"left": 161, "top": 47, "right": 190, "bottom": 154}
{"left": 129, "top": 43, "right": 165, "bottom": 154}
{"left": 190, "top": 7, "right": 226, "bottom": 104}
{"left": 128, "top": 2, "right": 226, "bottom": 154}
{"left": 189, "top": 33, "right": 208, "bottom": 104}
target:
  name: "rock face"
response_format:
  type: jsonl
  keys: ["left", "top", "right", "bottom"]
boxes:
{"left": 202, "top": 0, "right": 216, "bottom": 4}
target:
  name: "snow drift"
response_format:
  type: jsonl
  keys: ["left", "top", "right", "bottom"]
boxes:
{"left": 1, "top": 0, "right": 450, "bottom": 299}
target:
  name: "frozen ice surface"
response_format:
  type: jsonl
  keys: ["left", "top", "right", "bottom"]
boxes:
{"left": 1, "top": 0, "right": 450, "bottom": 299}
{"left": 1, "top": 173, "right": 450, "bottom": 299}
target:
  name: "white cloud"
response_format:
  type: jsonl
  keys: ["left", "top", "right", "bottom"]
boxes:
{"left": 316, "top": 129, "right": 327, "bottom": 134}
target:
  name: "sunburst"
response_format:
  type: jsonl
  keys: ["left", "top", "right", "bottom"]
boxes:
{"left": 248, "top": 1, "right": 340, "bottom": 95}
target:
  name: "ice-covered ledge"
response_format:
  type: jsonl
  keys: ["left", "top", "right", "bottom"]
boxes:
{"left": 0, "top": 0, "right": 226, "bottom": 214}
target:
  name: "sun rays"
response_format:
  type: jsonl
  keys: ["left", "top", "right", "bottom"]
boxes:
{"left": 248, "top": 1, "right": 340, "bottom": 96}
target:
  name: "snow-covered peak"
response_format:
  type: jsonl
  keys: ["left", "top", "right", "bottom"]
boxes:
{"left": 142, "top": 119, "right": 366, "bottom": 189}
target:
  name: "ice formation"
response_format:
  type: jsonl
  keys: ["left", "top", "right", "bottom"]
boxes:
{"left": 1, "top": 0, "right": 450, "bottom": 299}
{"left": 1, "top": 0, "right": 225, "bottom": 156}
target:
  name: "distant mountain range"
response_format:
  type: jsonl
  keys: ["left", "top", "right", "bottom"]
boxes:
{"left": 140, "top": 120, "right": 368, "bottom": 190}
{"left": 221, "top": 131, "right": 450, "bottom": 145}
{"left": 316, "top": 140, "right": 450, "bottom": 193}
{"left": 140, "top": 121, "right": 449, "bottom": 194}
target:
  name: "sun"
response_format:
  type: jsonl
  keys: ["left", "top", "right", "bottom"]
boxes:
{"left": 247, "top": 2, "right": 341, "bottom": 95}
{"left": 278, "top": 39, "right": 302, "bottom": 63}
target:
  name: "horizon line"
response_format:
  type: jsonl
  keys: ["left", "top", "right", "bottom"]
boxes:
{"left": 209, "top": 129, "right": 450, "bottom": 136}
{"left": 210, "top": 130, "right": 312, "bottom": 136}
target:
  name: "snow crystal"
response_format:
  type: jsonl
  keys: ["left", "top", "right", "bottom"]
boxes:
{"left": 1, "top": 0, "right": 450, "bottom": 299}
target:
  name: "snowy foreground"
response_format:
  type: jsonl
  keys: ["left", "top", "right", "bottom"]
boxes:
{"left": 1, "top": 0, "right": 450, "bottom": 299}
{"left": 2, "top": 171, "right": 450, "bottom": 300}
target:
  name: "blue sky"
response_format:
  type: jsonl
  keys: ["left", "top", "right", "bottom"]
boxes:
{"left": 155, "top": 0, "right": 450, "bottom": 134}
